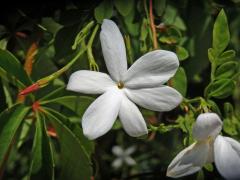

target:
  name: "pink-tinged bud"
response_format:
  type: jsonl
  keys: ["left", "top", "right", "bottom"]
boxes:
{"left": 32, "top": 101, "right": 40, "bottom": 112}
{"left": 19, "top": 83, "right": 40, "bottom": 95}
{"left": 47, "top": 126, "right": 57, "bottom": 138}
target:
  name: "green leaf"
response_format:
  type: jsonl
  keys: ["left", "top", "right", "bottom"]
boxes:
{"left": 45, "top": 108, "right": 93, "bottom": 180}
{"left": 41, "top": 96, "right": 94, "bottom": 118}
{"left": 223, "top": 117, "right": 239, "bottom": 136}
{"left": 172, "top": 67, "right": 187, "bottom": 96}
{"left": 176, "top": 46, "right": 189, "bottom": 61}
{"left": 0, "top": 38, "right": 7, "bottom": 50}
{"left": 0, "top": 49, "right": 32, "bottom": 86}
{"left": 208, "top": 48, "right": 216, "bottom": 63}
{"left": 41, "top": 17, "right": 63, "bottom": 35}
{"left": 217, "top": 50, "right": 236, "bottom": 65}
{"left": 213, "top": 9, "right": 230, "bottom": 55}
{"left": 153, "top": 0, "right": 166, "bottom": 16}
{"left": 29, "top": 113, "right": 54, "bottom": 180}
{"left": 0, "top": 104, "right": 29, "bottom": 172}
{"left": 207, "top": 79, "right": 235, "bottom": 99}
{"left": 94, "top": 0, "right": 113, "bottom": 23}
{"left": 173, "top": 16, "right": 186, "bottom": 31}
{"left": 204, "top": 163, "right": 214, "bottom": 172}
{"left": 162, "top": 5, "right": 177, "bottom": 25}
{"left": 215, "top": 61, "right": 238, "bottom": 79}
{"left": 207, "top": 100, "right": 221, "bottom": 116}
{"left": 114, "top": 0, "right": 134, "bottom": 16}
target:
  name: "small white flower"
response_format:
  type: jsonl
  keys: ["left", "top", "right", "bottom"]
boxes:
{"left": 67, "top": 19, "right": 182, "bottom": 140}
{"left": 167, "top": 113, "right": 240, "bottom": 179}
{"left": 112, "top": 146, "right": 136, "bottom": 169}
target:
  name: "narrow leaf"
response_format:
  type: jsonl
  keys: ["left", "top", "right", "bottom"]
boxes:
{"left": 0, "top": 49, "right": 32, "bottom": 86}
{"left": 45, "top": 108, "right": 93, "bottom": 180}
{"left": 29, "top": 113, "right": 54, "bottom": 180}
{"left": 0, "top": 104, "right": 29, "bottom": 173}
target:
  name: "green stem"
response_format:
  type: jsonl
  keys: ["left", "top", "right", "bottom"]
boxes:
{"left": 210, "top": 63, "right": 216, "bottom": 81}
{"left": 37, "top": 47, "right": 87, "bottom": 87}
{"left": 87, "top": 24, "right": 99, "bottom": 71}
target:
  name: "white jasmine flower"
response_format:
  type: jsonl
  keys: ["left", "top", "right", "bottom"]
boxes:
{"left": 67, "top": 19, "right": 182, "bottom": 140}
{"left": 112, "top": 146, "right": 136, "bottom": 169}
{"left": 167, "top": 113, "right": 240, "bottom": 179}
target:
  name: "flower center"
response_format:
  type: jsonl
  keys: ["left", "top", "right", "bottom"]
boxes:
{"left": 117, "top": 81, "right": 124, "bottom": 89}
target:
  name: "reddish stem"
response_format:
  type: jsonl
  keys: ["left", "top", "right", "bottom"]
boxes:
{"left": 149, "top": 0, "right": 158, "bottom": 49}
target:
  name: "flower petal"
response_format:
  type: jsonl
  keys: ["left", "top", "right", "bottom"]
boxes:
{"left": 125, "top": 146, "right": 136, "bottom": 155}
{"left": 125, "top": 86, "right": 182, "bottom": 112}
{"left": 112, "top": 146, "right": 124, "bottom": 156}
{"left": 67, "top": 70, "right": 115, "bottom": 94}
{"left": 123, "top": 50, "right": 179, "bottom": 88}
{"left": 125, "top": 157, "right": 136, "bottom": 166}
{"left": 193, "top": 113, "right": 222, "bottom": 141}
{"left": 112, "top": 158, "right": 123, "bottom": 169}
{"left": 167, "top": 142, "right": 210, "bottom": 178}
{"left": 82, "top": 88, "right": 122, "bottom": 140}
{"left": 214, "top": 135, "right": 240, "bottom": 179}
{"left": 119, "top": 95, "right": 148, "bottom": 137}
{"left": 100, "top": 19, "right": 127, "bottom": 81}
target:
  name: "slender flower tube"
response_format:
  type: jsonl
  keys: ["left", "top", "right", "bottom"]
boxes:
{"left": 67, "top": 19, "right": 182, "bottom": 140}
{"left": 167, "top": 113, "right": 240, "bottom": 179}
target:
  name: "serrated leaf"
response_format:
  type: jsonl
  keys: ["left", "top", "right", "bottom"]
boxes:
{"left": 0, "top": 50, "right": 32, "bottom": 86}
{"left": 29, "top": 113, "right": 54, "bottom": 180}
{"left": 207, "top": 79, "right": 235, "bottom": 99}
{"left": 0, "top": 104, "right": 29, "bottom": 173}
{"left": 215, "top": 61, "right": 238, "bottom": 79}
{"left": 45, "top": 108, "right": 93, "bottom": 180}
{"left": 213, "top": 9, "right": 230, "bottom": 55}
{"left": 114, "top": 0, "right": 134, "bottom": 16}
{"left": 94, "top": 0, "right": 113, "bottom": 23}
{"left": 172, "top": 67, "right": 187, "bottom": 96}
{"left": 176, "top": 46, "right": 189, "bottom": 61}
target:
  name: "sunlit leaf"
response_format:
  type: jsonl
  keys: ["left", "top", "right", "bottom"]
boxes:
{"left": 206, "top": 79, "right": 235, "bottom": 99}
{"left": 215, "top": 61, "right": 238, "bottom": 79}
{"left": 213, "top": 9, "right": 230, "bottom": 55}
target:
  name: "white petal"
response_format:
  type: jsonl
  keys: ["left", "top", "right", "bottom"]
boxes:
{"left": 112, "top": 146, "right": 124, "bottom": 156}
{"left": 119, "top": 95, "right": 148, "bottom": 137}
{"left": 125, "top": 146, "right": 136, "bottom": 155}
{"left": 112, "top": 158, "right": 123, "bottom": 169}
{"left": 125, "top": 86, "right": 182, "bottom": 112}
{"left": 123, "top": 50, "right": 179, "bottom": 88}
{"left": 214, "top": 135, "right": 240, "bottom": 179}
{"left": 125, "top": 156, "right": 136, "bottom": 166}
{"left": 167, "top": 141, "right": 210, "bottom": 178}
{"left": 193, "top": 113, "right": 222, "bottom": 141}
{"left": 100, "top": 19, "right": 127, "bottom": 81}
{"left": 67, "top": 70, "right": 115, "bottom": 94}
{"left": 82, "top": 88, "right": 122, "bottom": 140}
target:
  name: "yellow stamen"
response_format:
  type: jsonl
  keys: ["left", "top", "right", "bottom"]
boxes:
{"left": 117, "top": 81, "right": 124, "bottom": 89}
